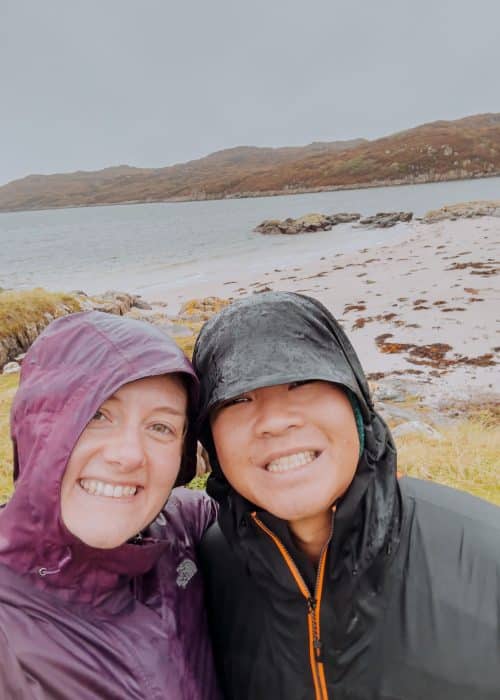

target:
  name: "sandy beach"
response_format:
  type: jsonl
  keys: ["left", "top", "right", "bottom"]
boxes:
{"left": 151, "top": 216, "right": 499, "bottom": 406}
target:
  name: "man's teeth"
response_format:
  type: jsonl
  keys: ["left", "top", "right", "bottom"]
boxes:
{"left": 266, "top": 450, "right": 317, "bottom": 473}
{"left": 79, "top": 479, "right": 137, "bottom": 498}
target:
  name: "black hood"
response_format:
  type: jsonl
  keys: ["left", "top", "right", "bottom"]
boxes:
{"left": 193, "top": 292, "right": 400, "bottom": 580}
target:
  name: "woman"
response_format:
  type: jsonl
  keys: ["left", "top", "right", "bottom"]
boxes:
{"left": 193, "top": 291, "right": 499, "bottom": 700}
{"left": 0, "top": 311, "right": 220, "bottom": 699}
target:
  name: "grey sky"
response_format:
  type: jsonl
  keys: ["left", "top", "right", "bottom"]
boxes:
{"left": 1, "top": 0, "right": 499, "bottom": 185}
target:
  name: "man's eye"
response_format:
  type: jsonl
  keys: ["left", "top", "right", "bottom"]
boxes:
{"left": 289, "top": 380, "right": 315, "bottom": 390}
{"left": 220, "top": 395, "right": 250, "bottom": 409}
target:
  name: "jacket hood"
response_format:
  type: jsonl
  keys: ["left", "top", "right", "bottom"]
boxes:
{"left": 193, "top": 292, "right": 400, "bottom": 581}
{"left": 0, "top": 311, "right": 199, "bottom": 602}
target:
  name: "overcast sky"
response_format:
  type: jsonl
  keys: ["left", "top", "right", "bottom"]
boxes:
{"left": 1, "top": 0, "right": 499, "bottom": 185}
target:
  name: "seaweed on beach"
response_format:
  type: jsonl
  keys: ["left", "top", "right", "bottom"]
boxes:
{"left": 375, "top": 333, "right": 497, "bottom": 369}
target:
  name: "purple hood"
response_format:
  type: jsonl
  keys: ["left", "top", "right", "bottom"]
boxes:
{"left": 0, "top": 311, "right": 220, "bottom": 699}
{"left": 0, "top": 311, "right": 198, "bottom": 601}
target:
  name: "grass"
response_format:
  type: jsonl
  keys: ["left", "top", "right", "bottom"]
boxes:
{"left": 0, "top": 374, "right": 18, "bottom": 504}
{"left": 0, "top": 288, "right": 81, "bottom": 334}
{"left": 0, "top": 288, "right": 81, "bottom": 365}
{"left": 396, "top": 407, "right": 500, "bottom": 505}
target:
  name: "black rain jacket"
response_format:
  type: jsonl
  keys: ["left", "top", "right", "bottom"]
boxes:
{"left": 193, "top": 292, "right": 500, "bottom": 700}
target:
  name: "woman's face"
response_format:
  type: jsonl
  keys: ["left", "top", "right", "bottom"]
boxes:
{"left": 60, "top": 374, "right": 187, "bottom": 549}
{"left": 210, "top": 380, "right": 359, "bottom": 526}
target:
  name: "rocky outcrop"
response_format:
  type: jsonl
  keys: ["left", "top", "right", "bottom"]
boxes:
{"left": 358, "top": 211, "right": 413, "bottom": 228}
{"left": 176, "top": 297, "right": 230, "bottom": 322}
{"left": 255, "top": 212, "right": 361, "bottom": 235}
{"left": 255, "top": 210, "right": 414, "bottom": 234}
{"left": 80, "top": 290, "right": 153, "bottom": 315}
{"left": 0, "top": 290, "right": 233, "bottom": 373}
{"left": 422, "top": 200, "right": 500, "bottom": 224}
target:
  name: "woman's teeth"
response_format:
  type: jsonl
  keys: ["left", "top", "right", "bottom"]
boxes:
{"left": 266, "top": 450, "right": 317, "bottom": 473}
{"left": 79, "top": 479, "right": 137, "bottom": 498}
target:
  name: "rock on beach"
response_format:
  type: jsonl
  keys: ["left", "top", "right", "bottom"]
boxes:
{"left": 254, "top": 211, "right": 413, "bottom": 234}
{"left": 254, "top": 212, "right": 361, "bottom": 235}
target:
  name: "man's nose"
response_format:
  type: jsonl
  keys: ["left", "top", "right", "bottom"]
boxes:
{"left": 103, "top": 427, "right": 146, "bottom": 470}
{"left": 254, "top": 396, "right": 303, "bottom": 437}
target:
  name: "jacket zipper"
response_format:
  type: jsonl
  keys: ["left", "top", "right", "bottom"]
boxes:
{"left": 251, "top": 510, "right": 335, "bottom": 700}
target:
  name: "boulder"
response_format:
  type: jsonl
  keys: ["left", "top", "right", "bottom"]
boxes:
{"left": 422, "top": 200, "right": 500, "bottom": 224}
{"left": 88, "top": 291, "right": 152, "bottom": 315}
{"left": 329, "top": 212, "right": 361, "bottom": 225}
{"left": 177, "top": 297, "right": 230, "bottom": 321}
{"left": 359, "top": 212, "right": 413, "bottom": 228}
{"left": 2, "top": 361, "right": 20, "bottom": 375}
{"left": 132, "top": 297, "right": 153, "bottom": 310}
{"left": 372, "top": 380, "right": 409, "bottom": 402}
{"left": 254, "top": 211, "right": 378, "bottom": 234}
{"left": 392, "top": 421, "right": 443, "bottom": 440}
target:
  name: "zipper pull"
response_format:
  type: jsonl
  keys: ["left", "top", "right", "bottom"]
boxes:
{"left": 313, "top": 638, "right": 324, "bottom": 662}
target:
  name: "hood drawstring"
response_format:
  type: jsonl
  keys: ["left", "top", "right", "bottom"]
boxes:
{"left": 37, "top": 549, "right": 73, "bottom": 578}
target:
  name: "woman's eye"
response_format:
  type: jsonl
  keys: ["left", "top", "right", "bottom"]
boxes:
{"left": 150, "top": 423, "right": 174, "bottom": 436}
{"left": 90, "top": 410, "right": 107, "bottom": 422}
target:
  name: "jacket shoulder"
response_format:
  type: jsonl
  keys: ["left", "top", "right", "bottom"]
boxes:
{"left": 159, "top": 487, "right": 218, "bottom": 545}
{"left": 399, "top": 476, "right": 500, "bottom": 567}
{"left": 400, "top": 476, "right": 500, "bottom": 526}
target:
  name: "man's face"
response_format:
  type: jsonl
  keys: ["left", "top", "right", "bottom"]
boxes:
{"left": 210, "top": 380, "right": 359, "bottom": 524}
{"left": 60, "top": 374, "right": 187, "bottom": 549}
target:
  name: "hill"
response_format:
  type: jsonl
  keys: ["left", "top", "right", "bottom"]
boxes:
{"left": 0, "top": 114, "right": 499, "bottom": 211}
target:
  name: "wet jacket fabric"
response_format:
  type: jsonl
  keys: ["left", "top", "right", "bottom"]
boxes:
{"left": 193, "top": 292, "right": 500, "bottom": 700}
{"left": 0, "top": 311, "right": 220, "bottom": 700}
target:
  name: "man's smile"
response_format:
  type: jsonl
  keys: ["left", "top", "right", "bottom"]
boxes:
{"left": 265, "top": 450, "right": 321, "bottom": 473}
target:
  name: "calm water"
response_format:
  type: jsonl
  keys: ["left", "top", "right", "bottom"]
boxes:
{"left": 1, "top": 177, "right": 499, "bottom": 295}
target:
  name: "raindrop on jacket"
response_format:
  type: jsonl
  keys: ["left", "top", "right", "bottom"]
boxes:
{"left": 193, "top": 291, "right": 500, "bottom": 700}
{"left": 0, "top": 311, "right": 221, "bottom": 700}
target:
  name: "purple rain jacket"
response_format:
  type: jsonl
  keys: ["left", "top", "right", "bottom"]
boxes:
{"left": 0, "top": 311, "right": 220, "bottom": 700}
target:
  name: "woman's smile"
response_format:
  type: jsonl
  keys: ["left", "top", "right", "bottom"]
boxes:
{"left": 78, "top": 478, "right": 140, "bottom": 498}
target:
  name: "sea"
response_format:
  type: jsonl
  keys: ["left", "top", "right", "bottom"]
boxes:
{"left": 1, "top": 176, "right": 499, "bottom": 296}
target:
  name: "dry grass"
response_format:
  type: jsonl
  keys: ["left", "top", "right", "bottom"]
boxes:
{"left": 396, "top": 408, "right": 500, "bottom": 505}
{"left": 0, "top": 288, "right": 81, "bottom": 338}
{"left": 0, "top": 374, "right": 18, "bottom": 504}
{"left": 171, "top": 323, "right": 202, "bottom": 358}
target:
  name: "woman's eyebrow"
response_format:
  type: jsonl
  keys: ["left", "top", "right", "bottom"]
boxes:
{"left": 152, "top": 405, "right": 185, "bottom": 416}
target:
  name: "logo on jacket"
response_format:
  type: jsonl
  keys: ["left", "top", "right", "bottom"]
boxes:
{"left": 176, "top": 558, "right": 197, "bottom": 589}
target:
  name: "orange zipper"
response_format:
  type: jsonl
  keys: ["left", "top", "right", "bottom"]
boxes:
{"left": 251, "top": 510, "right": 335, "bottom": 700}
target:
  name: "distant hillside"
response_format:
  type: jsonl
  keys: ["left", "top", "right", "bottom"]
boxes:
{"left": 1, "top": 114, "right": 499, "bottom": 212}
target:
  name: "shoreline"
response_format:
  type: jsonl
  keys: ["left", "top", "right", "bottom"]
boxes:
{"left": 1, "top": 172, "right": 500, "bottom": 215}
{"left": 147, "top": 216, "right": 499, "bottom": 407}
{"left": 1, "top": 212, "right": 498, "bottom": 409}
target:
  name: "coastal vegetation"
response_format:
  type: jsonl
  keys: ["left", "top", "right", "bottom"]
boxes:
{"left": 1, "top": 114, "right": 499, "bottom": 212}
{"left": 0, "top": 289, "right": 82, "bottom": 366}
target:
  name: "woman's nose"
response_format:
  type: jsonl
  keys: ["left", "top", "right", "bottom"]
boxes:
{"left": 103, "top": 427, "right": 146, "bottom": 470}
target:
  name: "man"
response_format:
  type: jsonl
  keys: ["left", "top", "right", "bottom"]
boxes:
{"left": 193, "top": 291, "right": 499, "bottom": 700}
